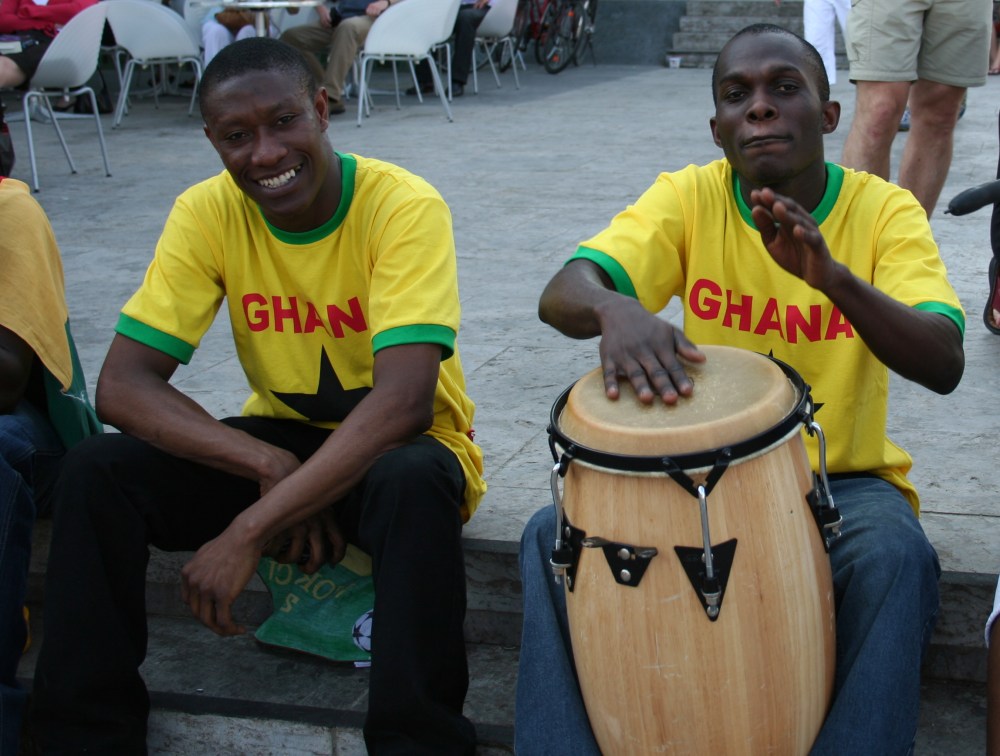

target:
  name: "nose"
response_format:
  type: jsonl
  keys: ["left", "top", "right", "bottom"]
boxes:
{"left": 252, "top": 128, "right": 287, "bottom": 166}
{"left": 746, "top": 90, "right": 777, "bottom": 122}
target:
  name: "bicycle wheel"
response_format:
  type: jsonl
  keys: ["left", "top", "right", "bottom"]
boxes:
{"left": 534, "top": 1, "right": 557, "bottom": 66}
{"left": 572, "top": 0, "right": 596, "bottom": 66}
{"left": 497, "top": 39, "right": 515, "bottom": 72}
{"left": 511, "top": 0, "right": 532, "bottom": 55}
{"left": 542, "top": 0, "right": 584, "bottom": 74}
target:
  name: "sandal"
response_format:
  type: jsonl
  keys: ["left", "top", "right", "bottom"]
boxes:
{"left": 985, "top": 255, "right": 1000, "bottom": 334}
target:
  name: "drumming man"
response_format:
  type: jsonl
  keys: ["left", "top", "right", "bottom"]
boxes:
{"left": 516, "top": 23, "right": 964, "bottom": 756}
{"left": 27, "top": 38, "right": 485, "bottom": 754}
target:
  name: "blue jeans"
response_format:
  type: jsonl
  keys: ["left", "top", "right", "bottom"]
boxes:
{"left": 514, "top": 475, "right": 940, "bottom": 756}
{"left": 0, "top": 403, "right": 63, "bottom": 756}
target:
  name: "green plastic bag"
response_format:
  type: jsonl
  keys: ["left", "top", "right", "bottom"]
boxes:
{"left": 254, "top": 545, "right": 375, "bottom": 664}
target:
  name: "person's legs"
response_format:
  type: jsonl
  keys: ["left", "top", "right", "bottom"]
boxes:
{"left": 338, "top": 436, "right": 475, "bottom": 755}
{"left": 450, "top": 6, "right": 489, "bottom": 88}
{"left": 0, "top": 405, "right": 62, "bottom": 756}
{"left": 0, "top": 57, "right": 26, "bottom": 89}
{"left": 323, "top": 15, "right": 374, "bottom": 104}
{"left": 803, "top": 0, "right": 838, "bottom": 85}
{"left": 810, "top": 476, "right": 940, "bottom": 756}
{"left": 840, "top": 80, "right": 911, "bottom": 179}
{"left": 514, "top": 506, "right": 600, "bottom": 756}
{"left": 201, "top": 20, "right": 236, "bottom": 66}
{"left": 29, "top": 417, "right": 327, "bottom": 753}
{"left": 279, "top": 24, "right": 338, "bottom": 91}
{"left": 897, "top": 80, "right": 966, "bottom": 215}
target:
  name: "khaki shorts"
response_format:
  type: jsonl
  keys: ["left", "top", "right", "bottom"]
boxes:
{"left": 847, "top": 0, "right": 992, "bottom": 86}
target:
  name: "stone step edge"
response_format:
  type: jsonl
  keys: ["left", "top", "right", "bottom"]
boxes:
{"left": 27, "top": 525, "right": 997, "bottom": 678}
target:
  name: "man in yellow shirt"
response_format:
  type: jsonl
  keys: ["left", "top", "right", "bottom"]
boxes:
{"left": 516, "top": 24, "right": 963, "bottom": 755}
{"left": 29, "top": 38, "right": 484, "bottom": 754}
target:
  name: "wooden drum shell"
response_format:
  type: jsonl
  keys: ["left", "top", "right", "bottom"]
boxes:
{"left": 555, "top": 349, "right": 835, "bottom": 755}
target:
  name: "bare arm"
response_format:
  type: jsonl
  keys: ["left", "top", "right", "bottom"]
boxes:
{"left": 96, "top": 334, "right": 300, "bottom": 490}
{"left": 751, "top": 188, "right": 964, "bottom": 395}
{"left": 179, "top": 341, "right": 443, "bottom": 635}
{"left": 0, "top": 325, "right": 34, "bottom": 414}
{"left": 539, "top": 259, "right": 704, "bottom": 404}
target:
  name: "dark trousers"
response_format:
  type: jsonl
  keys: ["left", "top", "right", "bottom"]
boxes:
{"left": 29, "top": 417, "right": 475, "bottom": 755}
{"left": 419, "top": 6, "right": 489, "bottom": 86}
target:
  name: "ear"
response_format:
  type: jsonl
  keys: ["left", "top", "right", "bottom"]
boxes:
{"left": 821, "top": 99, "right": 841, "bottom": 135}
{"left": 709, "top": 116, "right": 723, "bottom": 149}
{"left": 315, "top": 87, "right": 330, "bottom": 131}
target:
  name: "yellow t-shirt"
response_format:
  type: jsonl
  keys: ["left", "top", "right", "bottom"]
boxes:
{"left": 571, "top": 160, "right": 965, "bottom": 513}
{"left": 0, "top": 177, "right": 100, "bottom": 447}
{"left": 118, "top": 153, "right": 485, "bottom": 519}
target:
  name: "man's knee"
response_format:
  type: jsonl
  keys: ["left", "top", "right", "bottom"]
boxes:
{"left": 333, "top": 15, "right": 372, "bottom": 46}
{"left": 367, "top": 439, "right": 464, "bottom": 499}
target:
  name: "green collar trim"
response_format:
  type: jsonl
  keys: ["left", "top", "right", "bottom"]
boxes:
{"left": 733, "top": 162, "right": 844, "bottom": 228}
{"left": 261, "top": 152, "right": 357, "bottom": 244}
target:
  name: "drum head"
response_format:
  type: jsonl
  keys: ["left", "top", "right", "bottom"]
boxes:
{"left": 558, "top": 345, "right": 799, "bottom": 457}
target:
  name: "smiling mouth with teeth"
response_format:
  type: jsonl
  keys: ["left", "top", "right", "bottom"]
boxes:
{"left": 257, "top": 165, "right": 301, "bottom": 189}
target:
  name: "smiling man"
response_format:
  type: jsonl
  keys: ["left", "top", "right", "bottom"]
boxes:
{"left": 515, "top": 24, "right": 964, "bottom": 755}
{"left": 28, "top": 38, "right": 485, "bottom": 755}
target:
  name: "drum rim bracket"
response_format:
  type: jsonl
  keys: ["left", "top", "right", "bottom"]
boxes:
{"left": 674, "top": 538, "right": 738, "bottom": 621}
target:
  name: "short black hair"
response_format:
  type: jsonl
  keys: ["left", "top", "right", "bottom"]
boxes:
{"left": 711, "top": 24, "right": 830, "bottom": 104}
{"left": 199, "top": 37, "right": 319, "bottom": 114}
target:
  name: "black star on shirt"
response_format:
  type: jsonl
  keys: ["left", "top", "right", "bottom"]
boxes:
{"left": 271, "top": 348, "right": 371, "bottom": 422}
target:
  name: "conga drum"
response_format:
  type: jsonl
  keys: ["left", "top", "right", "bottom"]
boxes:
{"left": 546, "top": 345, "right": 837, "bottom": 755}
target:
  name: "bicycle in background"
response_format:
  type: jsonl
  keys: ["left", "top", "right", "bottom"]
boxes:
{"left": 539, "top": 0, "right": 597, "bottom": 73}
{"left": 509, "top": 0, "right": 596, "bottom": 74}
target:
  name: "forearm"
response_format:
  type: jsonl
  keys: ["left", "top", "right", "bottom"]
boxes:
{"left": 822, "top": 263, "right": 964, "bottom": 394}
{"left": 232, "top": 381, "right": 433, "bottom": 549}
{"left": 539, "top": 260, "right": 622, "bottom": 339}
{"left": 0, "top": 327, "right": 33, "bottom": 414}
{"left": 96, "top": 370, "right": 284, "bottom": 482}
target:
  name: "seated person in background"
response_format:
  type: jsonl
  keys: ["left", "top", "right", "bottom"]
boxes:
{"left": 0, "top": 175, "right": 100, "bottom": 756}
{"left": 28, "top": 38, "right": 486, "bottom": 754}
{"left": 280, "top": 0, "right": 401, "bottom": 115}
{"left": 0, "top": 0, "right": 96, "bottom": 88}
{"left": 517, "top": 24, "right": 964, "bottom": 756}
{"left": 202, "top": 7, "right": 261, "bottom": 66}
{"left": 408, "top": 0, "right": 492, "bottom": 99}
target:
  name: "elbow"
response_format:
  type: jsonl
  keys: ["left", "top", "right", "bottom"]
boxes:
{"left": 931, "top": 349, "right": 964, "bottom": 395}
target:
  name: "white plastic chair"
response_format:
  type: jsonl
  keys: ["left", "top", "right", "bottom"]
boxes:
{"left": 14, "top": 2, "right": 112, "bottom": 192}
{"left": 471, "top": 0, "right": 520, "bottom": 93}
{"left": 356, "top": 0, "right": 461, "bottom": 126}
{"left": 105, "top": 0, "right": 203, "bottom": 128}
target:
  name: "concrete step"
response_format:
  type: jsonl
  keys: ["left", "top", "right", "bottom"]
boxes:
{"left": 667, "top": 0, "right": 846, "bottom": 67}
{"left": 684, "top": 0, "right": 806, "bottom": 17}
{"left": 25, "top": 521, "right": 998, "bottom": 687}
{"left": 15, "top": 611, "right": 988, "bottom": 754}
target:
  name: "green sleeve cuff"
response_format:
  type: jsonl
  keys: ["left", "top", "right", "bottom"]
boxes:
{"left": 115, "top": 313, "right": 196, "bottom": 364}
{"left": 372, "top": 323, "right": 456, "bottom": 360}
{"left": 569, "top": 246, "right": 638, "bottom": 299}
{"left": 914, "top": 302, "right": 965, "bottom": 340}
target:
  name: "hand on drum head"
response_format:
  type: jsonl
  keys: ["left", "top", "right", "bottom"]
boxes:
{"left": 596, "top": 296, "right": 706, "bottom": 405}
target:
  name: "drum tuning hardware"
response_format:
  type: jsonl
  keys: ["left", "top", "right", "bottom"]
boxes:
{"left": 805, "top": 421, "right": 843, "bottom": 551}
{"left": 549, "top": 462, "right": 586, "bottom": 589}
{"left": 580, "top": 538, "right": 659, "bottom": 587}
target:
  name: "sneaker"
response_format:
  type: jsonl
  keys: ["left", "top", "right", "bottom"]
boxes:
{"left": 451, "top": 81, "right": 464, "bottom": 98}
{"left": 328, "top": 98, "right": 346, "bottom": 115}
{"left": 898, "top": 107, "right": 911, "bottom": 132}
